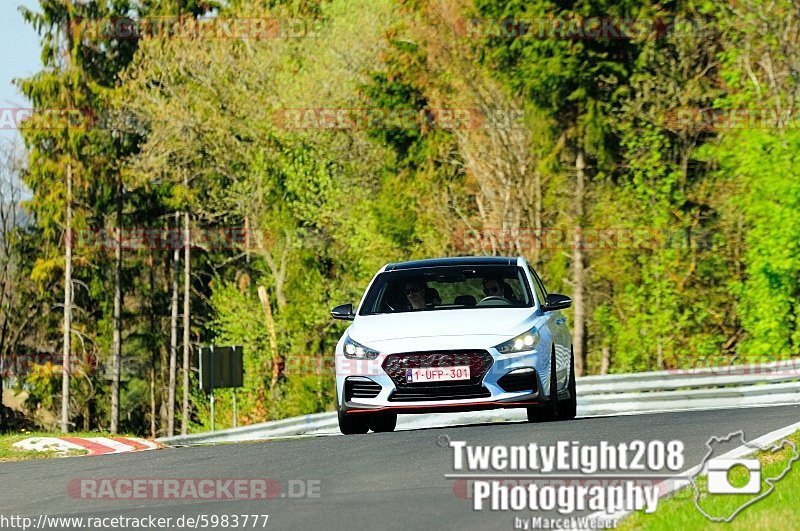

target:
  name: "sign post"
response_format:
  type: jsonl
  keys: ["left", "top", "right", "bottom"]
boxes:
{"left": 232, "top": 389, "right": 237, "bottom": 428}
{"left": 210, "top": 345, "right": 215, "bottom": 431}
{"left": 199, "top": 345, "right": 244, "bottom": 431}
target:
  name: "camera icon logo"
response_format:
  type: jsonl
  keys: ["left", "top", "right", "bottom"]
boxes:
{"left": 691, "top": 430, "right": 799, "bottom": 522}
{"left": 706, "top": 458, "right": 761, "bottom": 494}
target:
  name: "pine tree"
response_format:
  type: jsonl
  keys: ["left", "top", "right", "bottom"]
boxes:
{"left": 18, "top": 0, "right": 138, "bottom": 432}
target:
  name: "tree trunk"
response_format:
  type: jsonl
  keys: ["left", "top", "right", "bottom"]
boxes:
{"left": 150, "top": 367, "right": 156, "bottom": 438}
{"left": 263, "top": 244, "right": 288, "bottom": 311}
{"left": 83, "top": 393, "right": 89, "bottom": 432}
{"left": 110, "top": 174, "right": 123, "bottom": 434}
{"left": 159, "top": 346, "right": 168, "bottom": 435}
{"left": 600, "top": 345, "right": 610, "bottom": 375}
{"left": 656, "top": 336, "right": 663, "bottom": 370}
{"left": 147, "top": 247, "right": 159, "bottom": 438}
{"left": 257, "top": 286, "right": 282, "bottom": 396}
{"left": 571, "top": 146, "right": 587, "bottom": 377}
{"left": 61, "top": 159, "right": 73, "bottom": 434}
{"left": 0, "top": 291, "right": 9, "bottom": 432}
{"left": 167, "top": 211, "right": 179, "bottom": 436}
{"left": 0, "top": 224, "right": 11, "bottom": 432}
{"left": 244, "top": 215, "right": 251, "bottom": 266}
{"left": 181, "top": 193, "right": 190, "bottom": 435}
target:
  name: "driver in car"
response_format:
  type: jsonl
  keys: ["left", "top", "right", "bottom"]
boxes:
{"left": 404, "top": 281, "right": 428, "bottom": 310}
{"left": 482, "top": 277, "right": 518, "bottom": 302}
{"left": 482, "top": 277, "right": 505, "bottom": 298}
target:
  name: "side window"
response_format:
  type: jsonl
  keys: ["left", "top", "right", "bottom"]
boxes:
{"left": 531, "top": 271, "right": 547, "bottom": 307}
{"left": 537, "top": 276, "right": 549, "bottom": 298}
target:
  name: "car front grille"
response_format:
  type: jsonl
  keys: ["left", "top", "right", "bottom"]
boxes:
{"left": 389, "top": 384, "right": 491, "bottom": 402}
{"left": 344, "top": 377, "right": 382, "bottom": 400}
{"left": 382, "top": 350, "right": 494, "bottom": 402}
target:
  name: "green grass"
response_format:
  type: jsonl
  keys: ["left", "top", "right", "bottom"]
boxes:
{"left": 0, "top": 431, "right": 115, "bottom": 462}
{"left": 620, "top": 430, "right": 800, "bottom": 530}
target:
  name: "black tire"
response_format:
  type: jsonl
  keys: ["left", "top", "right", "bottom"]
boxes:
{"left": 557, "top": 349, "right": 577, "bottom": 421}
{"left": 369, "top": 413, "right": 398, "bottom": 433}
{"left": 338, "top": 410, "right": 369, "bottom": 435}
{"left": 527, "top": 349, "right": 558, "bottom": 422}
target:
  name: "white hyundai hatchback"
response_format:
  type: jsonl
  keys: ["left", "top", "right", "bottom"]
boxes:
{"left": 331, "top": 256, "right": 576, "bottom": 434}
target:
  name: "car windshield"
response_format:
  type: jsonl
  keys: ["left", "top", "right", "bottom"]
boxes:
{"left": 359, "top": 265, "right": 533, "bottom": 315}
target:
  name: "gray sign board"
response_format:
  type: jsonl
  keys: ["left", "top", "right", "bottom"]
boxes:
{"left": 199, "top": 346, "right": 244, "bottom": 391}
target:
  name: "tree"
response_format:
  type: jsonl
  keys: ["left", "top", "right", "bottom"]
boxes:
{"left": 0, "top": 140, "right": 26, "bottom": 430}
{"left": 704, "top": 0, "right": 800, "bottom": 359}
{"left": 19, "top": 0, "right": 84, "bottom": 434}
{"left": 19, "top": 0, "right": 139, "bottom": 432}
{"left": 472, "top": 0, "right": 652, "bottom": 374}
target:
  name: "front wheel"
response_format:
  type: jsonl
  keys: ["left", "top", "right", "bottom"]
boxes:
{"left": 556, "top": 349, "right": 577, "bottom": 421}
{"left": 527, "top": 349, "right": 558, "bottom": 422}
{"left": 338, "top": 410, "right": 369, "bottom": 435}
{"left": 369, "top": 413, "right": 397, "bottom": 433}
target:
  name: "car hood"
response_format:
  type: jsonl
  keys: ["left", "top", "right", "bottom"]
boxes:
{"left": 349, "top": 308, "right": 536, "bottom": 343}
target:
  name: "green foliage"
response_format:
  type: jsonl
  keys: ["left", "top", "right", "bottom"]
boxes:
{"left": 17, "top": 362, "right": 61, "bottom": 412}
{"left": 10, "top": 0, "right": 800, "bottom": 434}
{"left": 208, "top": 282, "right": 271, "bottom": 420}
{"left": 708, "top": 130, "right": 800, "bottom": 356}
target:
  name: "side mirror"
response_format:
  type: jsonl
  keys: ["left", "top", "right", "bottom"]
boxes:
{"left": 331, "top": 303, "right": 356, "bottom": 321}
{"left": 543, "top": 293, "right": 571, "bottom": 312}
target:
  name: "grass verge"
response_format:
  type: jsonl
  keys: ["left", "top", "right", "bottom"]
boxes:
{"left": 620, "top": 429, "right": 800, "bottom": 530}
{"left": 0, "top": 431, "right": 105, "bottom": 462}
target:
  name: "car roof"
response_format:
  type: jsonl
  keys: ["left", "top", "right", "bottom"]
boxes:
{"left": 384, "top": 256, "right": 519, "bottom": 271}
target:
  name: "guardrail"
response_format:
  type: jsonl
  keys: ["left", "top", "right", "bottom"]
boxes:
{"left": 578, "top": 358, "right": 800, "bottom": 394}
{"left": 159, "top": 358, "right": 800, "bottom": 445}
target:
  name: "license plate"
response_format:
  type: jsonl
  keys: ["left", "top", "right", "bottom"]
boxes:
{"left": 405, "top": 366, "right": 471, "bottom": 383}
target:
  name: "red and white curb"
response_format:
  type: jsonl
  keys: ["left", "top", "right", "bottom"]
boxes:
{"left": 13, "top": 437, "right": 163, "bottom": 456}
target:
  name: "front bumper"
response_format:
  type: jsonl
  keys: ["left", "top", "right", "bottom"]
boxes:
{"left": 336, "top": 343, "right": 549, "bottom": 414}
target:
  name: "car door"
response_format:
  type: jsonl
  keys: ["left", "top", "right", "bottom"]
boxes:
{"left": 531, "top": 271, "right": 570, "bottom": 389}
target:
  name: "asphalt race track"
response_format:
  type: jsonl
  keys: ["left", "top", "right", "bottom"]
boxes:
{"left": 2, "top": 405, "right": 799, "bottom": 530}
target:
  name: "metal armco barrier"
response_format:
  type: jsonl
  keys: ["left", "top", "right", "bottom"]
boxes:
{"left": 159, "top": 358, "right": 800, "bottom": 445}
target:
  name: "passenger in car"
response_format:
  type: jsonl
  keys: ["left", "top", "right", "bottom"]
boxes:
{"left": 501, "top": 281, "right": 518, "bottom": 302}
{"left": 425, "top": 287, "right": 441, "bottom": 307}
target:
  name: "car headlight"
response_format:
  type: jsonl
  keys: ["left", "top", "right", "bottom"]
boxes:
{"left": 343, "top": 336, "right": 380, "bottom": 360}
{"left": 494, "top": 327, "right": 540, "bottom": 354}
